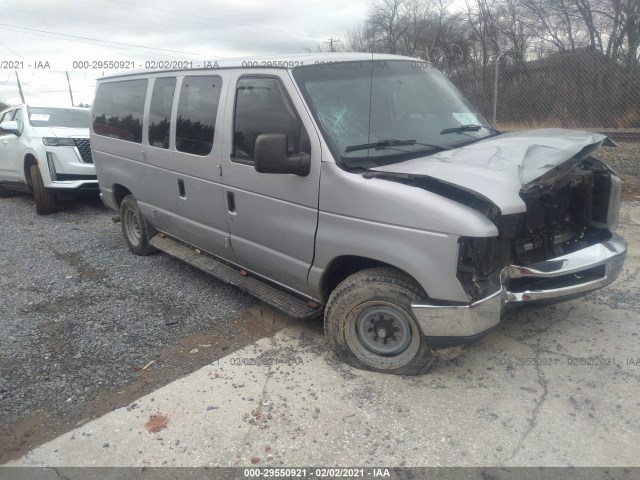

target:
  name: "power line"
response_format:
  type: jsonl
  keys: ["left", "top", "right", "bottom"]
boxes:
{"left": 86, "top": 0, "right": 325, "bottom": 41}
{"left": 0, "top": 25, "right": 196, "bottom": 60}
{"left": 0, "top": 39, "right": 22, "bottom": 57}
{"left": 1, "top": 7, "right": 272, "bottom": 51}
{"left": 0, "top": 24, "right": 204, "bottom": 57}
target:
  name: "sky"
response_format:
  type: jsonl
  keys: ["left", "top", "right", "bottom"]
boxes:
{"left": 0, "top": 0, "right": 368, "bottom": 106}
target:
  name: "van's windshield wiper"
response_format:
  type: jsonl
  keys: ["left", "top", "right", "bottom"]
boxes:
{"left": 441, "top": 124, "right": 499, "bottom": 135}
{"left": 345, "top": 139, "right": 450, "bottom": 153}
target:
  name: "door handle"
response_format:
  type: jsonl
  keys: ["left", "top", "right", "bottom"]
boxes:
{"left": 178, "top": 179, "right": 186, "bottom": 198}
{"left": 227, "top": 191, "right": 236, "bottom": 213}
{"left": 2, "top": 141, "right": 8, "bottom": 145}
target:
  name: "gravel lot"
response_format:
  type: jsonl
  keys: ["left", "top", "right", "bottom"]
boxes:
{"left": 0, "top": 139, "right": 637, "bottom": 464}
{"left": 594, "top": 140, "right": 640, "bottom": 200}
{"left": 0, "top": 194, "right": 296, "bottom": 463}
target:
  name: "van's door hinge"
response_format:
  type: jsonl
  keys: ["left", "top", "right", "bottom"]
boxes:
{"left": 217, "top": 165, "right": 222, "bottom": 176}
{"left": 224, "top": 236, "right": 231, "bottom": 248}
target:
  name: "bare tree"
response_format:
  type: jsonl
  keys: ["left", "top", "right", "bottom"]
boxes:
{"left": 367, "top": 0, "right": 410, "bottom": 54}
{"left": 346, "top": 0, "right": 638, "bottom": 68}
{"left": 605, "top": 0, "right": 640, "bottom": 67}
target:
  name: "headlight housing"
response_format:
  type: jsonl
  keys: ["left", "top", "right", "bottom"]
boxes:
{"left": 42, "top": 137, "right": 76, "bottom": 146}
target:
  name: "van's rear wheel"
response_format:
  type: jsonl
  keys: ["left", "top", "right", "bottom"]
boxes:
{"left": 324, "top": 267, "right": 434, "bottom": 375}
{"left": 120, "top": 195, "right": 158, "bottom": 256}
{"left": 30, "top": 165, "right": 57, "bottom": 215}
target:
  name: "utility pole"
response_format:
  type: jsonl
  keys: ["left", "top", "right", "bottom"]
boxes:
{"left": 65, "top": 71, "right": 75, "bottom": 107}
{"left": 324, "top": 37, "right": 341, "bottom": 52}
{"left": 15, "top": 70, "right": 25, "bottom": 103}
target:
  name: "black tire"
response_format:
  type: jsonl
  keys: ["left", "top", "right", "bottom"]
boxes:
{"left": 120, "top": 194, "right": 158, "bottom": 256}
{"left": 324, "top": 267, "right": 434, "bottom": 375}
{"left": 30, "top": 165, "right": 57, "bottom": 215}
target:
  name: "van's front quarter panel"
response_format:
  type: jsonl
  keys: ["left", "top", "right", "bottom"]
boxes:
{"left": 309, "top": 162, "right": 499, "bottom": 303}
{"left": 310, "top": 211, "right": 467, "bottom": 304}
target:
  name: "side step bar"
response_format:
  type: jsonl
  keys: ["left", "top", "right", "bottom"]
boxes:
{"left": 149, "top": 234, "right": 322, "bottom": 319}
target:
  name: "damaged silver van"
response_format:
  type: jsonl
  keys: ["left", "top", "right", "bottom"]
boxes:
{"left": 91, "top": 53, "right": 626, "bottom": 375}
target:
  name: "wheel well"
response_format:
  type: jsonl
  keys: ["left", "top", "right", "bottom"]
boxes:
{"left": 322, "top": 256, "right": 397, "bottom": 301}
{"left": 24, "top": 154, "right": 38, "bottom": 188}
{"left": 113, "top": 184, "right": 132, "bottom": 207}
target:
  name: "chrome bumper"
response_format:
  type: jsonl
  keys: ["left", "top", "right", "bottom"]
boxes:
{"left": 412, "top": 234, "right": 627, "bottom": 342}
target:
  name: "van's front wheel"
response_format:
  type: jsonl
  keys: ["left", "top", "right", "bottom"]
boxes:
{"left": 120, "top": 195, "right": 158, "bottom": 256}
{"left": 324, "top": 268, "right": 434, "bottom": 375}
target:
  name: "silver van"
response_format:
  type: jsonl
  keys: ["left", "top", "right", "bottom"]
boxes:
{"left": 91, "top": 53, "right": 626, "bottom": 375}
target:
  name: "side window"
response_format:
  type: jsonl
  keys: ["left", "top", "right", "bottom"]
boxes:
{"left": 176, "top": 76, "right": 221, "bottom": 156}
{"left": 13, "top": 109, "right": 24, "bottom": 132}
{"left": 233, "top": 77, "right": 301, "bottom": 163}
{"left": 93, "top": 79, "right": 148, "bottom": 143}
{"left": 148, "top": 77, "right": 176, "bottom": 149}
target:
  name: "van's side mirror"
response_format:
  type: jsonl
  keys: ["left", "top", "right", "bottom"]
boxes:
{"left": 0, "top": 120, "right": 21, "bottom": 137}
{"left": 254, "top": 133, "right": 310, "bottom": 177}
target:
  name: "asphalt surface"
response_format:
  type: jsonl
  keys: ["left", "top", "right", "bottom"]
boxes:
{"left": 1, "top": 191, "right": 639, "bottom": 467}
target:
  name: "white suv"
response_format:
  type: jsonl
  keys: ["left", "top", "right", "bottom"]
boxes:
{"left": 0, "top": 104, "right": 97, "bottom": 214}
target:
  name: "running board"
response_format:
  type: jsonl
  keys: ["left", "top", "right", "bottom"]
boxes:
{"left": 149, "top": 234, "right": 322, "bottom": 319}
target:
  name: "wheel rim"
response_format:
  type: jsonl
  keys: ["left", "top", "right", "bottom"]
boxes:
{"left": 356, "top": 305, "right": 412, "bottom": 355}
{"left": 345, "top": 300, "right": 421, "bottom": 369}
{"left": 124, "top": 208, "right": 141, "bottom": 246}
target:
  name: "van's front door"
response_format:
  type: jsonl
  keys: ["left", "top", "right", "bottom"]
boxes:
{"left": 221, "top": 72, "right": 321, "bottom": 296}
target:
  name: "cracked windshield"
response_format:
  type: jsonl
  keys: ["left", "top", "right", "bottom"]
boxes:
{"left": 293, "top": 60, "right": 495, "bottom": 165}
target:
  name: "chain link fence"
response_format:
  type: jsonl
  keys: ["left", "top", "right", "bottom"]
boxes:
{"left": 441, "top": 47, "right": 640, "bottom": 134}
{"left": 0, "top": 70, "right": 95, "bottom": 109}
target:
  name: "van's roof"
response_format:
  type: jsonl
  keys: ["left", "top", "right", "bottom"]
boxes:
{"left": 98, "top": 52, "right": 426, "bottom": 81}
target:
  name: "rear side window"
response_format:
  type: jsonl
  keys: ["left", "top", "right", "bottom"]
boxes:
{"left": 176, "top": 76, "right": 222, "bottom": 156}
{"left": 93, "top": 79, "right": 148, "bottom": 143}
{"left": 233, "top": 77, "right": 301, "bottom": 163}
{"left": 148, "top": 77, "right": 176, "bottom": 149}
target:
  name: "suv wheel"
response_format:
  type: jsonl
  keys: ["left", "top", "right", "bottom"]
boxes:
{"left": 30, "top": 165, "right": 57, "bottom": 215}
{"left": 120, "top": 194, "right": 158, "bottom": 256}
{"left": 324, "top": 267, "right": 434, "bottom": 375}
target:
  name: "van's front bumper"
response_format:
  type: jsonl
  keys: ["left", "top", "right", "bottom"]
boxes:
{"left": 412, "top": 234, "right": 627, "bottom": 347}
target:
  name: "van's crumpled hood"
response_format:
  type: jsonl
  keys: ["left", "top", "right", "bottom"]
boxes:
{"left": 370, "top": 128, "right": 613, "bottom": 215}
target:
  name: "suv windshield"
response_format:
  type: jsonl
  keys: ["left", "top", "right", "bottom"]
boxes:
{"left": 27, "top": 107, "right": 90, "bottom": 129}
{"left": 292, "top": 60, "right": 495, "bottom": 168}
